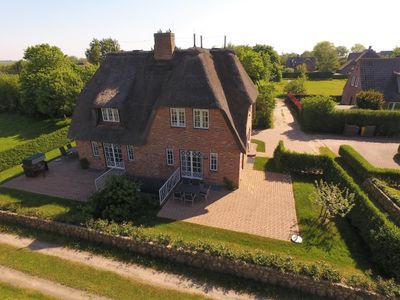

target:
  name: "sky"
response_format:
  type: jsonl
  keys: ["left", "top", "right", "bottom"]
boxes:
{"left": 1, "top": 0, "right": 399, "bottom": 60}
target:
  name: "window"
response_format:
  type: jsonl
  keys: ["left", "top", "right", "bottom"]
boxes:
{"left": 210, "top": 153, "right": 218, "bottom": 171}
{"left": 101, "top": 108, "right": 120, "bottom": 122}
{"left": 193, "top": 109, "right": 209, "bottom": 129}
{"left": 170, "top": 108, "right": 186, "bottom": 127}
{"left": 388, "top": 102, "right": 400, "bottom": 110}
{"left": 354, "top": 77, "right": 359, "bottom": 87}
{"left": 127, "top": 145, "right": 134, "bottom": 161}
{"left": 91, "top": 141, "right": 99, "bottom": 157}
{"left": 166, "top": 149, "right": 174, "bottom": 165}
{"left": 350, "top": 76, "right": 356, "bottom": 87}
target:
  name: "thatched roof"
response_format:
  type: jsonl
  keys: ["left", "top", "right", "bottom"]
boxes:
{"left": 68, "top": 48, "right": 258, "bottom": 152}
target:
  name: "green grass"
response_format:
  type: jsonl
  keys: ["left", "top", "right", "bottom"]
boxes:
{"left": 0, "top": 113, "right": 69, "bottom": 152}
{"left": 0, "top": 242, "right": 205, "bottom": 300}
{"left": 274, "top": 79, "right": 346, "bottom": 97}
{"left": 0, "top": 281, "right": 54, "bottom": 300}
{"left": 250, "top": 139, "right": 265, "bottom": 152}
{"left": 253, "top": 157, "right": 280, "bottom": 172}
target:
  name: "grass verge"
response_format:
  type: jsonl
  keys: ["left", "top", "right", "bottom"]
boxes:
{"left": 0, "top": 281, "right": 53, "bottom": 300}
{"left": 250, "top": 139, "right": 266, "bottom": 152}
{"left": 253, "top": 157, "right": 280, "bottom": 172}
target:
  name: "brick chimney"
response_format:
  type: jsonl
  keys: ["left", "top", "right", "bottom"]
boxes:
{"left": 154, "top": 31, "right": 175, "bottom": 60}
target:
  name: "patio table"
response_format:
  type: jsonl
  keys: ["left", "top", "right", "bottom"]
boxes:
{"left": 176, "top": 184, "right": 200, "bottom": 194}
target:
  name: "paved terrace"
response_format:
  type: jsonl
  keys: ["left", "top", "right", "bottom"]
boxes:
{"left": 158, "top": 168, "right": 299, "bottom": 241}
{"left": 2, "top": 158, "right": 102, "bottom": 201}
{"left": 254, "top": 99, "right": 400, "bottom": 169}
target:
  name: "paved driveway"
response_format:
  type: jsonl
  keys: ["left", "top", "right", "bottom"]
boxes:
{"left": 253, "top": 99, "right": 400, "bottom": 169}
{"left": 158, "top": 168, "right": 299, "bottom": 241}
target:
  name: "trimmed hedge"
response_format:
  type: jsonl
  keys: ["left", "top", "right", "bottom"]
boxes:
{"left": 300, "top": 96, "right": 400, "bottom": 136}
{"left": 273, "top": 141, "right": 400, "bottom": 280}
{"left": 339, "top": 145, "right": 400, "bottom": 188}
{"left": 282, "top": 72, "right": 334, "bottom": 80}
{"left": 0, "top": 126, "right": 70, "bottom": 172}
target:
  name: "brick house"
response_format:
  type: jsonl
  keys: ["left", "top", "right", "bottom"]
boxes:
{"left": 341, "top": 56, "right": 400, "bottom": 110}
{"left": 337, "top": 47, "right": 381, "bottom": 75}
{"left": 68, "top": 31, "right": 258, "bottom": 189}
{"left": 285, "top": 56, "right": 316, "bottom": 72}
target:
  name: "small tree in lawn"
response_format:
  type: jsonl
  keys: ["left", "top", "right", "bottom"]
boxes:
{"left": 312, "top": 180, "right": 355, "bottom": 224}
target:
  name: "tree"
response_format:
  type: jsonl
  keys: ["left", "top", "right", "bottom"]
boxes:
{"left": 20, "top": 44, "right": 84, "bottom": 117}
{"left": 312, "top": 179, "right": 355, "bottom": 224}
{"left": 234, "top": 45, "right": 270, "bottom": 82}
{"left": 85, "top": 38, "right": 121, "bottom": 65}
{"left": 253, "top": 80, "right": 276, "bottom": 128}
{"left": 393, "top": 47, "right": 400, "bottom": 57}
{"left": 254, "top": 44, "right": 282, "bottom": 82}
{"left": 0, "top": 73, "right": 21, "bottom": 112}
{"left": 312, "top": 41, "right": 339, "bottom": 72}
{"left": 351, "top": 43, "right": 366, "bottom": 53}
{"left": 301, "top": 50, "right": 313, "bottom": 57}
{"left": 336, "top": 46, "right": 349, "bottom": 59}
{"left": 356, "top": 90, "right": 385, "bottom": 110}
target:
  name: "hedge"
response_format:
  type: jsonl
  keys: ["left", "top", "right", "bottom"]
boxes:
{"left": 0, "top": 126, "right": 70, "bottom": 172}
{"left": 339, "top": 145, "right": 400, "bottom": 188}
{"left": 282, "top": 72, "right": 334, "bottom": 80}
{"left": 300, "top": 96, "right": 400, "bottom": 136}
{"left": 332, "top": 73, "right": 349, "bottom": 80}
{"left": 273, "top": 141, "right": 400, "bottom": 280}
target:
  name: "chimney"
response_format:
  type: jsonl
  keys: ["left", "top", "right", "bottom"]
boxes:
{"left": 154, "top": 31, "right": 175, "bottom": 60}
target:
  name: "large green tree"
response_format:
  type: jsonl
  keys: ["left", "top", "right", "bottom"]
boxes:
{"left": 393, "top": 47, "right": 400, "bottom": 57}
{"left": 85, "top": 38, "right": 121, "bottom": 65}
{"left": 233, "top": 45, "right": 270, "bottom": 82}
{"left": 312, "top": 41, "right": 339, "bottom": 72}
{"left": 0, "top": 73, "right": 21, "bottom": 112}
{"left": 351, "top": 43, "right": 366, "bottom": 53}
{"left": 253, "top": 44, "right": 282, "bottom": 82}
{"left": 20, "top": 44, "right": 84, "bottom": 117}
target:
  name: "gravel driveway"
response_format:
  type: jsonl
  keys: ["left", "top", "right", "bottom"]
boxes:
{"left": 253, "top": 99, "right": 400, "bottom": 169}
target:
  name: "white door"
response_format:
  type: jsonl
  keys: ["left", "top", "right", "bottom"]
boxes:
{"left": 103, "top": 143, "right": 125, "bottom": 169}
{"left": 180, "top": 150, "right": 202, "bottom": 179}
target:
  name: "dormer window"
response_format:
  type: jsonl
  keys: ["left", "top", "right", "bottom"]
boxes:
{"left": 101, "top": 108, "right": 120, "bottom": 122}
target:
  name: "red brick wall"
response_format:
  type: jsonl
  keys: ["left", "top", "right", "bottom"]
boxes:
{"left": 154, "top": 32, "right": 175, "bottom": 60}
{"left": 341, "top": 64, "right": 361, "bottom": 105}
{"left": 76, "top": 107, "right": 244, "bottom": 187}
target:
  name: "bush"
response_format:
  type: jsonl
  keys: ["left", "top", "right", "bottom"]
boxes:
{"left": 90, "top": 175, "right": 157, "bottom": 222}
{"left": 0, "top": 73, "right": 21, "bottom": 112}
{"left": 79, "top": 158, "right": 90, "bottom": 169}
{"left": 0, "top": 126, "right": 70, "bottom": 172}
{"left": 339, "top": 145, "right": 400, "bottom": 187}
{"left": 301, "top": 96, "right": 336, "bottom": 132}
{"left": 356, "top": 90, "right": 385, "bottom": 110}
{"left": 253, "top": 80, "right": 276, "bottom": 128}
{"left": 306, "top": 71, "right": 333, "bottom": 80}
{"left": 273, "top": 141, "right": 400, "bottom": 280}
{"left": 284, "top": 77, "right": 306, "bottom": 94}
{"left": 223, "top": 177, "right": 237, "bottom": 191}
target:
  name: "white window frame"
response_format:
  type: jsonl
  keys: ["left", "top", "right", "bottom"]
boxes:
{"left": 351, "top": 76, "right": 356, "bottom": 87}
{"left": 193, "top": 109, "right": 209, "bottom": 129}
{"left": 170, "top": 108, "right": 186, "bottom": 127}
{"left": 210, "top": 153, "right": 218, "bottom": 171}
{"left": 91, "top": 141, "right": 99, "bottom": 157}
{"left": 101, "top": 108, "right": 120, "bottom": 122}
{"left": 354, "top": 77, "right": 359, "bottom": 87}
{"left": 166, "top": 148, "right": 174, "bottom": 166}
{"left": 127, "top": 145, "right": 134, "bottom": 161}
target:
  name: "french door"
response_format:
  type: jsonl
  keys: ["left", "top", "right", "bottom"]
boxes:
{"left": 180, "top": 150, "right": 202, "bottom": 179}
{"left": 103, "top": 143, "right": 125, "bottom": 169}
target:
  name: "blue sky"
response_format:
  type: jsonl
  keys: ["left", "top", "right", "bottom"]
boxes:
{"left": 1, "top": 0, "right": 399, "bottom": 60}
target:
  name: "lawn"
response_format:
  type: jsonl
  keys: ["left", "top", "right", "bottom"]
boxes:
{"left": 250, "top": 138, "right": 265, "bottom": 152}
{"left": 0, "top": 183, "right": 375, "bottom": 277}
{"left": 0, "top": 113, "right": 69, "bottom": 152}
{"left": 274, "top": 79, "right": 346, "bottom": 97}
{"left": 0, "top": 281, "right": 53, "bottom": 300}
{"left": 253, "top": 157, "right": 279, "bottom": 172}
{"left": 0, "top": 242, "right": 205, "bottom": 300}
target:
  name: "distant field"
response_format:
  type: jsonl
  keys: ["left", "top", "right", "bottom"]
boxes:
{"left": 274, "top": 79, "right": 347, "bottom": 97}
{"left": 0, "top": 60, "right": 14, "bottom": 65}
{"left": 0, "top": 113, "right": 70, "bottom": 152}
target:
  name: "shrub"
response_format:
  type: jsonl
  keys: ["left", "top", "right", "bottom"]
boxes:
{"left": 79, "top": 158, "right": 90, "bottom": 169}
{"left": 372, "top": 178, "right": 400, "bottom": 207}
{"left": 300, "top": 96, "right": 336, "bottom": 132}
{"left": 223, "top": 177, "right": 237, "bottom": 191}
{"left": 356, "top": 90, "right": 385, "bottom": 110}
{"left": 90, "top": 175, "right": 157, "bottom": 222}
{"left": 339, "top": 145, "right": 400, "bottom": 188}
{"left": 0, "top": 73, "right": 21, "bottom": 112}
{"left": 253, "top": 80, "right": 276, "bottom": 129}
{"left": 0, "top": 126, "right": 70, "bottom": 172}
{"left": 284, "top": 77, "right": 306, "bottom": 94}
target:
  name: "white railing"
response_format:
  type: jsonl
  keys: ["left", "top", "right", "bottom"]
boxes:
{"left": 159, "top": 168, "right": 181, "bottom": 205}
{"left": 94, "top": 168, "right": 125, "bottom": 191}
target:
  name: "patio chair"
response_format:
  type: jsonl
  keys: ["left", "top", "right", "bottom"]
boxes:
{"left": 173, "top": 191, "right": 183, "bottom": 204}
{"left": 59, "top": 146, "right": 77, "bottom": 159}
{"left": 199, "top": 185, "right": 211, "bottom": 201}
{"left": 183, "top": 192, "right": 196, "bottom": 206}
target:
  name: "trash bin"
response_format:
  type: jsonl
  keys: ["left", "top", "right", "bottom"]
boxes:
{"left": 360, "top": 126, "right": 376, "bottom": 137}
{"left": 343, "top": 124, "right": 360, "bottom": 136}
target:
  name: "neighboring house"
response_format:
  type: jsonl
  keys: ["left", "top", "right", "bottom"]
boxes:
{"left": 285, "top": 56, "right": 316, "bottom": 72}
{"left": 68, "top": 31, "right": 258, "bottom": 189}
{"left": 379, "top": 50, "right": 394, "bottom": 58}
{"left": 341, "top": 57, "right": 400, "bottom": 110}
{"left": 337, "top": 47, "right": 381, "bottom": 75}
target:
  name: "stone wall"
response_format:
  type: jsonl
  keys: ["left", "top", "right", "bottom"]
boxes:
{"left": 363, "top": 179, "right": 400, "bottom": 226}
{"left": 0, "top": 210, "right": 384, "bottom": 299}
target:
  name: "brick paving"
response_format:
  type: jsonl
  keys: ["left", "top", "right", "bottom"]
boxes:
{"left": 2, "top": 158, "right": 102, "bottom": 201}
{"left": 253, "top": 99, "right": 400, "bottom": 169}
{"left": 158, "top": 169, "right": 299, "bottom": 241}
